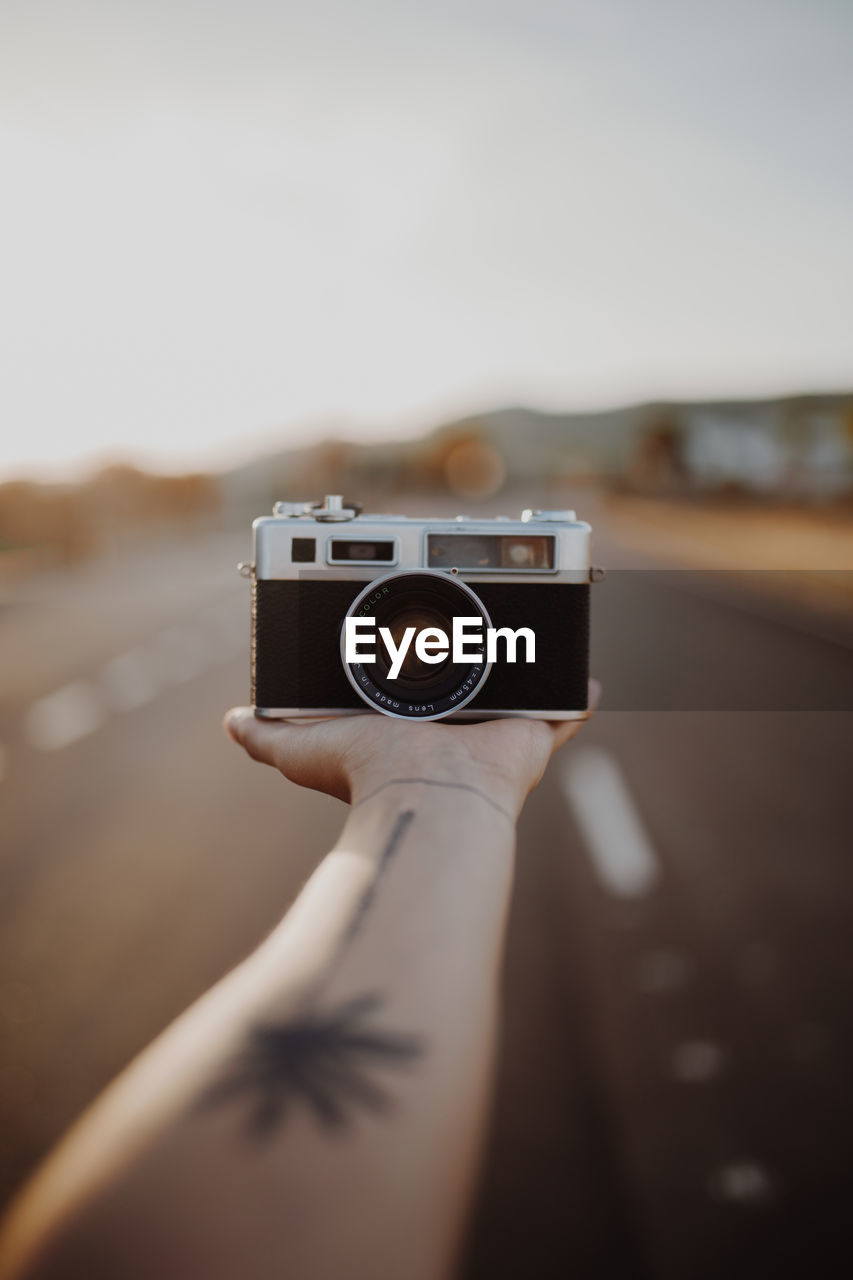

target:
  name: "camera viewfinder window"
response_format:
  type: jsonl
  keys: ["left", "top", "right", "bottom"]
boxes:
{"left": 329, "top": 540, "right": 396, "bottom": 563}
{"left": 427, "top": 534, "right": 555, "bottom": 571}
{"left": 291, "top": 538, "right": 316, "bottom": 563}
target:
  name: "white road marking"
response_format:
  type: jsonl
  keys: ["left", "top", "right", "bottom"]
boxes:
{"left": 671, "top": 1040, "right": 726, "bottom": 1082}
{"left": 708, "top": 1161, "right": 777, "bottom": 1206}
{"left": 561, "top": 746, "right": 660, "bottom": 897}
{"left": 21, "top": 592, "right": 244, "bottom": 749}
{"left": 24, "top": 681, "right": 105, "bottom": 751}
{"left": 100, "top": 649, "right": 160, "bottom": 711}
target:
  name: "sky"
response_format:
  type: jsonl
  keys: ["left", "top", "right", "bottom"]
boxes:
{"left": 1, "top": 0, "right": 852, "bottom": 480}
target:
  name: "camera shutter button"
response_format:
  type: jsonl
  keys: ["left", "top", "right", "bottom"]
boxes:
{"left": 313, "top": 495, "right": 361, "bottom": 521}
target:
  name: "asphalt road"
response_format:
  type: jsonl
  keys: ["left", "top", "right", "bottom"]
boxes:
{"left": 1, "top": 522, "right": 851, "bottom": 1279}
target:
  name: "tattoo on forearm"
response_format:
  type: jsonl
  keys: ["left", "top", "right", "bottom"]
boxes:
{"left": 333, "top": 808, "right": 415, "bottom": 962}
{"left": 353, "top": 777, "right": 514, "bottom": 825}
{"left": 201, "top": 810, "right": 424, "bottom": 1139}
{"left": 201, "top": 993, "right": 423, "bottom": 1137}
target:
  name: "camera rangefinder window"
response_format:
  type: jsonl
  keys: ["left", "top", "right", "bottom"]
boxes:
{"left": 329, "top": 539, "right": 396, "bottom": 563}
{"left": 427, "top": 533, "right": 555, "bottom": 571}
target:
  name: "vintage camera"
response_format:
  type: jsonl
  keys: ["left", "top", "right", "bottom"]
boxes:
{"left": 246, "top": 495, "right": 594, "bottom": 722}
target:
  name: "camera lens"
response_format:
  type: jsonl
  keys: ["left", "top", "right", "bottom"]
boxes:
{"left": 341, "top": 571, "right": 493, "bottom": 720}
{"left": 375, "top": 607, "right": 451, "bottom": 683}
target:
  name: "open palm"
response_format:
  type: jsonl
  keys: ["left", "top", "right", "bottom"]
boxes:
{"left": 225, "top": 680, "right": 598, "bottom": 816}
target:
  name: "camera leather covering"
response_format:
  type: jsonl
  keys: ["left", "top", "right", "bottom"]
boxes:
{"left": 253, "top": 579, "right": 589, "bottom": 713}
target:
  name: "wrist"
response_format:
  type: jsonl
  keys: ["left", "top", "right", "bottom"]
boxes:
{"left": 347, "top": 754, "right": 522, "bottom": 821}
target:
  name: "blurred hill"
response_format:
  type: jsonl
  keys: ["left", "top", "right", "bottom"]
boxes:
{"left": 223, "top": 390, "right": 853, "bottom": 512}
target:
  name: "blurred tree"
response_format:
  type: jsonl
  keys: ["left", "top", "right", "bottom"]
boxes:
{"left": 411, "top": 419, "right": 506, "bottom": 497}
{"left": 0, "top": 481, "right": 96, "bottom": 565}
{"left": 0, "top": 465, "right": 221, "bottom": 573}
{"left": 625, "top": 413, "right": 685, "bottom": 495}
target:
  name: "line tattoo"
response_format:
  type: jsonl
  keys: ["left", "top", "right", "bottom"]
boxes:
{"left": 353, "top": 776, "right": 514, "bottom": 825}
{"left": 331, "top": 808, "right": 415, "bottom": 965}
{"left": 201, "top": 810, "right": 424, "bottom": 1139}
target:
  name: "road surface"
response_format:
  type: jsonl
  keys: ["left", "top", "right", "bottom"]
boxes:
{"left": 1, "top": 521, "right": 851, "bottom": 1278}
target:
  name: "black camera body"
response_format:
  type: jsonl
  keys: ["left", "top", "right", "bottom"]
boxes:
{"left": 249, "top": 496, "right": 593, "bottom": 722}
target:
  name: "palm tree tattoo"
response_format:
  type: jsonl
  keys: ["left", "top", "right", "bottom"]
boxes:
{"left": 201, "top": 810, "right": 424, "bottom": 1138}
{"left": 202, "top": 993, "right": 423, "bottom": 1137}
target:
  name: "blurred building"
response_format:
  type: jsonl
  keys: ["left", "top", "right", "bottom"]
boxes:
{"left": 681, "top": 404, "right": 853, "bottom": 499}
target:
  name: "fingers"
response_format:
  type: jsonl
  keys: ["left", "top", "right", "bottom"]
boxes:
{"left": 223, "top": 708, "right": 352, "bottom": 802}
{"left": 224, "top": 708, "right": 314, "bottom": 777}
{"left": 224, "top": 708, "right": 284, "bottom": 766}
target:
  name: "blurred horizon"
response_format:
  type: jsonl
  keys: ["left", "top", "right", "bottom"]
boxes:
{"left": 3, "top": 388, "right": 852, "bottom": 584}
{"left": 2, "top": 0, "right": 852, "bottom": 481}
{"left": 3, "top": 382, "right": 853, "bottom": 486}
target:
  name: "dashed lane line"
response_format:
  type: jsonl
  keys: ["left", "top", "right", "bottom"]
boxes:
{"left": 24, "top": 680, "right": 105, "bottom": 751}
{"left": 100, "top": 649, "right": 161, "bottom": 711}
{"left": 561, "top": 745, "right": 661, "bottom": 898}
{"left": 708, "top": 1160, "right": 777, "bottom": 1206}
{"left": 670, "top": 1040, "right": 727, "bottom": 1083}
{"left": 20, "top": 595, "right": 246, "bottom": 754}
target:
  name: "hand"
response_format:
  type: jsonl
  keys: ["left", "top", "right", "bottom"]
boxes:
{"left": 224, "top": 679, "right": 600, "bottom": 817}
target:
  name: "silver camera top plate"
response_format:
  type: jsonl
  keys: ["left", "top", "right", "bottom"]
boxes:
{"left": 253, "top": 495, "right": 592, "bottom": 584}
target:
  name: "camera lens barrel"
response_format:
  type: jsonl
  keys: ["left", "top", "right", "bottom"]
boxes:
{"left": 341, "top": 570, "right": 493, "bottom": 720}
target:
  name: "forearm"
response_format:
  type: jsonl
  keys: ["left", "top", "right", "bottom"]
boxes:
{"left": 0, "top": 774, "right": 517, "bottom": 1280}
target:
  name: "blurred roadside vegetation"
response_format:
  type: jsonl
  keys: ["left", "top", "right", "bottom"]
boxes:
{"left": 0, "top": 466, "right": 221, "bottom": 573}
